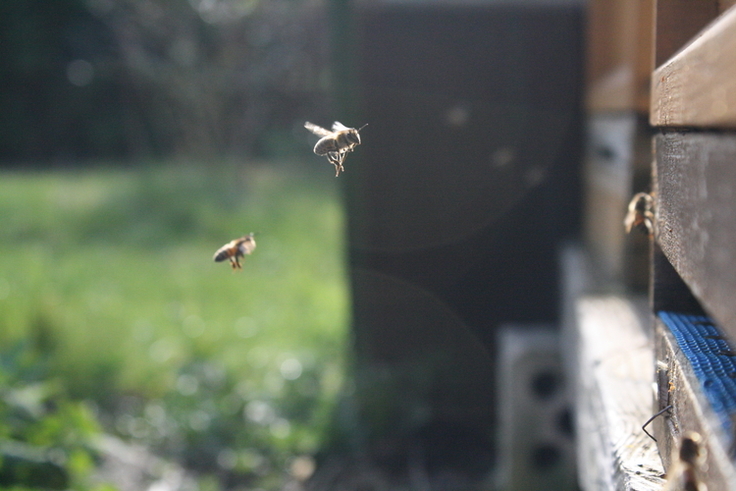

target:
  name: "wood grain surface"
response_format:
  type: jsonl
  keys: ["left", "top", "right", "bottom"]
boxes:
{"left": 654, "top": 133, "right": 736, "bottom": 341}
{"left": 651, "top": 6, "right": 736, "bottom": 128}
{"left": 575, "top": 296, "right": 665, "bottom": 491}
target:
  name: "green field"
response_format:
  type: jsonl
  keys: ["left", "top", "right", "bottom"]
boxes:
{"left": 0, "top": 160, "right": 351, "bottom": 488}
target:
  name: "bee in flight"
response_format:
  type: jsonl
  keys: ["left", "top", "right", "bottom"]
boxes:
{"left": 624, "top": 192, "right": 654, "bottom": 235}
{"left": 213, "top": 233, "right": 256, "bottom": 270}
{"left": 304, "top": 121, "right": 367, "bottom": 177}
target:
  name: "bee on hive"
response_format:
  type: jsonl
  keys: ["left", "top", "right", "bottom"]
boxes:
{"left": 624, "top": 192, "right": 654, "bottom": 235}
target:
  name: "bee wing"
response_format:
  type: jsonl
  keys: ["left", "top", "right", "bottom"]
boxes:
{"left": 624, "top": 211, "right": 637, "bottom": 233}
{"left": 304, "top": 122, "right": 332, "bottom": 137}
{"left": 332, "top": 121, "right": 350, "bottom": 131}
{"left": 238, "top": 236, "right": 257, "bottom": 255}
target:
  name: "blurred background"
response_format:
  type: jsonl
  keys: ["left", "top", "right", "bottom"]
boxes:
{"left": 0, "top": 0, "right": 584, "bottom": 490}
{"left": 0, "top": 0, "right": 332, "bottom": 160}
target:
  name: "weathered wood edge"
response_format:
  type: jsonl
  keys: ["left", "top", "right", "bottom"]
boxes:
{"left": 575, "top": 295, "right": 664, "bottom": 491}
{"left": 650, "top": 6, "right": 736, "bottom": 128}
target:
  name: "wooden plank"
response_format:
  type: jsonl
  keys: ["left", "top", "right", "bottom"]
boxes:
{"left": 653, "top": 314, "right": 736, "bottom": 491}
{"left": 650, "top": 6, "right": 736, "bottom": 128}
{"left": 575, "top": 295, "right": 664, "bottom": 491}
{"left": 585, "top": 0, "right": 653, "bottom": 113}
{"left": 653, "top": 133, "right": 736, "bottom": 342}
{"left": 653, "top": 0, "right": 718, "bottom": 68}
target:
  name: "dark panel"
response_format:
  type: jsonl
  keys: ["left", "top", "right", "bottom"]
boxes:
{"left": 651, "top": 241, "right": 705, "bottom": 316}
{"left": 342, "top": 3, "right": 584, "bottom": 448}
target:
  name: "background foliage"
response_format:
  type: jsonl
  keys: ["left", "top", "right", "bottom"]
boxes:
{"left": 0, "top": 162, "right": 350, "bottom": 489}
{"left": 0, "top": 0, "right": 331, "bottom": 162}
{"left": 1, "top": 0, "right": 347, "bottom": 487}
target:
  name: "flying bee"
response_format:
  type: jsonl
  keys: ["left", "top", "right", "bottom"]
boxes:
{"left": 624, "top": 192, "right": 654, "bottom": 235}
{"left": 213, "top": 233, "right": 256, "bottom": 270}
{"left": 304, "top": 121, "right": 367, "bottom": 177}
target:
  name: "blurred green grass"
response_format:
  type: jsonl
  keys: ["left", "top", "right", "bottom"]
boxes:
{"left": 0, "top": 160, "right": 350, "bottom": 481}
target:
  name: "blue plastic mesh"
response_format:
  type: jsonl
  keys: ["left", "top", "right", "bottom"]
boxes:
{"left": 659, "top": 311, "right": 736, "bottom": 439}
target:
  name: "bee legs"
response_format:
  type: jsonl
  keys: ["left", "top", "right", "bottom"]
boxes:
{"left": 229, "top": 258, "right": 242, "bottom": 270}
{"left": 326, "top": 152, "right": 346, "bottom": 177}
